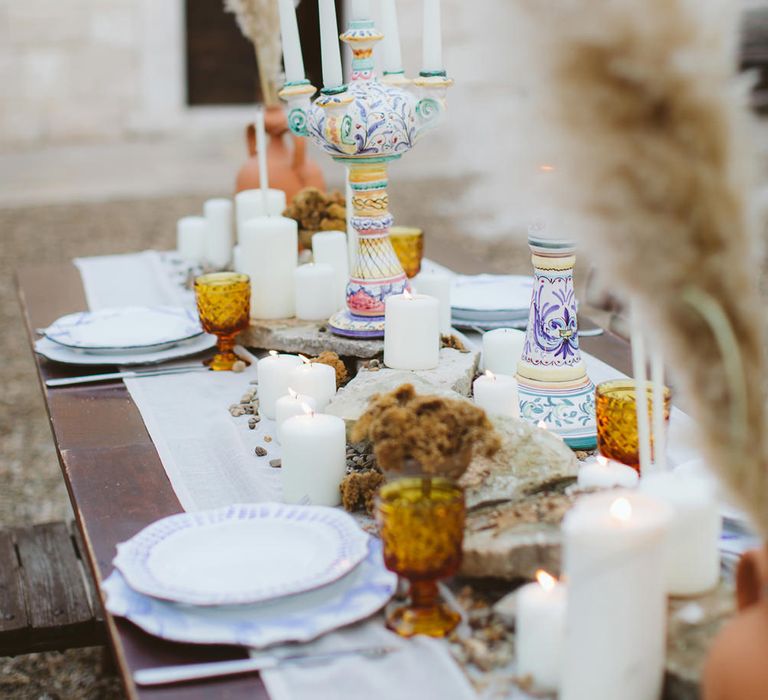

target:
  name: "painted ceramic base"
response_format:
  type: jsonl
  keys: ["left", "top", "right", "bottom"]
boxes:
{"left": 517, "top": 375, "right": 597, "bottom": 450}
{"left": 329, "top": 309, "right": 385, "bottom": 338}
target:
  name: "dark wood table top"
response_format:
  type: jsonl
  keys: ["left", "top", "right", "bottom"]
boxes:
{"left": 15, "top": 261, "right": 632, "bottom": 700}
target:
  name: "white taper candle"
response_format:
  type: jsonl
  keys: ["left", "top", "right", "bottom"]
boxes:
{"left": 318, "top": 0, "right": 344, "bottom": 89}
{"left": 381, "top": 0, "right": 403, "bottom": 74}
{"left": 255, "top": 109, "right": 269, "bottom": 209}
{"left": 421, "top": 0, "right": 443, "bottom": 73}
{"left": 278, "top": 0, "right": 306, "bottom": 83}
{"left": 650, "top": 349, "right": 666, "bottom": 471}
{"left": 630, "top": 308, "right": 652, "bottom": 474}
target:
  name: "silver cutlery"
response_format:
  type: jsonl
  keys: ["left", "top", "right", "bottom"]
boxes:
{"left": 46, "top": 365, "right": 209, "bottom": 387}
{"left": 133, "top": 646, "right": 398, "bottom": 687}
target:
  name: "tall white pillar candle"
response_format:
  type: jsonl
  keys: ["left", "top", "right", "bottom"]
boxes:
{"left": 275, "top": 390, "right": 317, "bottom": 444}
{"left": 318, "top": 0, "right": 343, "bottom": 89}
{"left": 384, "top": 292, "right": 440, "bottom": 370}
{"left": 516, "top": 570, "right": 567, "bottom": 694}
{"left": 414, "top": 272, "right": 451, "bottom": 333}
{"left": 282, "top": 411, "right": 346, "bottom": 506}
{"left": 483, "top": 328, "right": 526, "bottom": 376}
{"left": 421, "top": 0, "right": 443, "bottom": 73}
{"left": 639, "top": 472, "right": 720, "bottom": 596}
{"left": 312, "top": 231, "right": 349, "bottom": 308}
{"left": 578, "top": 455, "right": 639, "bottom": 490}
{"left": 235, "top": 189, "right": 287, "bottom": 243}
{"left": 288, "top": 360, "right": 337, "bottom": 410}
{"left": 278, "top": 0, "right": 306, "bottom": 83}
{"left": 381, "top": 0, "right": 403, "bottom": 74}
{"left": 203, "top": 198, "right": 233, "bottom": 269}
{"left": 294, "top": 263, "right": 337, "bottom": 320}
{"left": 240, "top": 216, "right": 298, "bottom": 319}
{"left": 257, "top": 352, "right": 303, "bottom": 419}
{"left": 177, "top": 216, "right": 207, "bottom": 263}
{"left": 561, "top": 491, "right": 672, "bottom": 700}
{"left": 473, "top": 371, "right": 519, "bottom": 418}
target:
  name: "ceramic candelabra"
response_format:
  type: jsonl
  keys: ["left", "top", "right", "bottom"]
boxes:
{"left": 516, "top": 236, "right": 597, "bottom": 449}
{"left": 279, "top": 18, "right": 451, "bottom": 338}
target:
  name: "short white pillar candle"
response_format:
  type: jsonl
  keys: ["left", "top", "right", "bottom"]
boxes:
{"left": 235, "top": 189, "right": 287, "bottom": 243}
{"left": 240, "top": 216, "right": 298, "bottom": 319}
{"left": 561, "top": 491, "right": 672, "bottom": 700}
{"left": 177, "top": 216, "right": 207, "bottom": 263}
{"left": 384, "top": 291, "right": 440, "bottom": 370}
{"left": 472, "top": 370, "right": 519, "bottom": 418}
{"left": 639, "top": 471, "right": 720, "bottom": 596}
{"left": 413, "top": 272, "right": 451, "bottom": 333}
{"left": 203, "top": 198, "right": 233, "bottom": 269}
{"left": 282, "top": 411, "right": 347, "bottom": 506}
{"left": 294, "top": 263, "right": 338, "bottom": 321}
{"left": 578, "top": 455, "right": 640, "bottom": 490}
{"left": 516, "top": 570, "right": 567, "bottom": 694}
{"left": 256, "top": 352, "right": 303, "bottom": 419}
{"left": 275, "top": 390, "right": 318, "bottom": 444}
{"left": 483, "top": 328, "right": 527, "bottom": 376}
{"left": 312, "top": 231, "right": 349, "bottom": 308}
{"left": 288, "top": 359, "right": 337, "bottom": 410}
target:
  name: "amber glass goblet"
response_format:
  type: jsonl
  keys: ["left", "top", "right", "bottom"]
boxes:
{"left": 389, "top": 226, "right": 424, "bottom": 278}
{"left": 194, "top": 272, "right": 250, "bottom": 371}
{"left": 595, "top": 379, "right": 671, "bottom": 472}
{"left": 376, "top": 476, "right": 465, "bottom": 638}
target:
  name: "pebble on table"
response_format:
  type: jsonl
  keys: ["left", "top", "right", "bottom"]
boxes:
{"left": 254, "top": 446, "right": 268, "bottom": 457}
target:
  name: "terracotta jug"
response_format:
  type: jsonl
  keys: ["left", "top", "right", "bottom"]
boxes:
{"left": 235, "top": 105, "right": 325, "bottom": 203}
{"left": 703, "top": 546, "right": 768, "bottom": 700}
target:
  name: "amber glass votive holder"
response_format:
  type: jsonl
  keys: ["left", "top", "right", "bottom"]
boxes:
{"left": 375, "top": 476, "right": 465, "bottom": 638}
{"left": 194, "top": 272, "right": 251, "bottom": 371}
{"left": 595, "top": 379, "right": 672, "bottom": 472}
{"left": 389, "top": 226, "right": 424, "bottom": 278}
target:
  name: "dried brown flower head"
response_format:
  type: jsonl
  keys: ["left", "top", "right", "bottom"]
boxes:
{"left": 311, "top": 351, "right": 348, "bottom": 388}
{"left": 340, "top": 470, "right": 385, "bottom": 514}
{"left": 283, "top": 187, "right": 347, "bottom": 247}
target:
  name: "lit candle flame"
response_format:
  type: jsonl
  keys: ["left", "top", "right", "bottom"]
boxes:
{"left": 299, "top": 354, "right": 311, "bottom": 365}
{"left": 539, "top": 164, "right": 555, "bottom": 172}
{"left": 301, "top": 402, "right": 315, "bottom": 416}
{"left": 403, "top": 288, "right": 413, "bottom": 300}
{"left": 596, "top": 455, "right": 608, "bottom": 467}
{"left": 536, "top": 569, "right": 557, "bottom": 593}
{"left": 610, "top": 497, "right": 632, "bottom": 522}
{"left": 537, "top": 420, "right": 548, "bottom": 430}
{"left": 288, "top": 387, "right": 297, "bottom": 399}
{"left": 485, "top": 370, "right": 496, "bottom": 381}
{"left": 269, "top": 350, "right": 278, "bottom": 357}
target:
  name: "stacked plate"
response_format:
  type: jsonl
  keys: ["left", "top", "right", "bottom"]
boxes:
{"left": 450, "top": 275, "right": 533, "bottom": 331}
{"left": 103, "top": 504, "right": 396, "bottom": 648}
{"left": 36, "top": 306, "right": 216, "bottom": 366}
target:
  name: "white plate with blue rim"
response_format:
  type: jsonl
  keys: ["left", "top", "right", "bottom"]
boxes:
{"left": 44, "top": 306, "right": 203, "bottom": 354}
{"left": 103, "top": 539, "right": 396, "bottom": 648}
{"left": 113, "top": 504, "right": 371, "bottom": 607}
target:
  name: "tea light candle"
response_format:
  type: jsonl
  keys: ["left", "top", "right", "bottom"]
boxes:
{"left": 483, "top": 328, "right": 526, "bottom": 376}
{"left": 312, "top": 231, "right": 349, "bottom": 308}
{"left": 472, "top": 371, "right": 519, "bottom": 418}
{"left": 639, "top": 471, "right": 720, "bottom": 596}
{"left": 384, "top": 292, "right": 440, "bottom": 370}
{"left": 422, "top": 0, "right": 443, "bottom": 73}
{"left": 294, "top": 263, "right": 337, "bottom": 321}
{"left": 288, "top": 358, "right": 336, "bottom": 410}
{"left": 414, "top": 272, "right": 451, "bottom": 333}
{"left": 257, "top": 352, "right": 303, "bottom": 419}
{"left": 235, "top": 189, "right": 287, "bottom": 243}
{"left": 177, "top": 216, "right": 207, "bottom": 263}
{"left": 561, "top": 491, "right": 672, "bottom": 700}
{"left": 203, "top": 198, "right": 233, "bottom": 269}
{"left": 578, "top": 455, "right": 640, "bottom": 490}
{"left": 275, "top": 389, "right": 317, "bottom": 444}
{"left": 278, "top": 0, "right": 305, "bottom": 83}
{"left": 240, "top": 216, "right": 298, "bottom": 319}
{"left": 282, "top": 410, "right": 346, "bottom": 506}
{"left": 516, "top": 570, "right": 566, "bottom": 694}
{"left": 319, "top": 0, "right": 343, "bottom": 89}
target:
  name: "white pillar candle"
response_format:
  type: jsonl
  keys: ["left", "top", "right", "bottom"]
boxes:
{"left": 294, "top": 263, "right": 337, "bottom": 321}
{"left": 483, "top": 328, "right": 526, "bottom": 376}
{"left": 278, "top": 0, "right": 305, "bottom": 83}
{"left": 350, "top": 0, "right": 370, "bottom": 20}
{"left": 413, "top": 272, "right": 451, "bottom": 333}
{"left": 240, "top": 216, "right": 298, "bottom": 319}
{"left": 639, "top": 472, "right": 720, "bottom": 596}
{"left": 275, "top": 390, "right": 317, "bottom": 444}
{"left": 282, "top": 411, "right": 347, "bottom": 506}
{"left": 473, "top": 371, "right": 519, "bottom": 418}
{"left": 256, "top": 352, "right": 303, "bottom": 419}
{"left": 203, "top": 198, "right": 233, "bottom": 269}
{"left": 421, "top": 0, "right": 443, "bottom": 73}
{"left": 578, "top": 455, "right": 639, "bottom": 490}
{"left": 288, "top": 359, "right": 337, "bottom": 410}
{"left": 516, "top": 570, "right": 567, "bottom": 694}
{"left": 384, "top": 292, "right": 440, "bottom": 370}
{"left": 177, "top": 216, "right": 207, "bottom": 263}
{"left": 381, "top": 0, "right": 403, "bottom": 74}
{"left": 235, "top": 189, "right": 287, "bottom": 243}
{"left": 318, "top": 0, "right": 343, "bottom": 89}
{"left": 312, "top": 231, "right": 349, "bottom": 308}
{"left": 561, "top": 491, "right": 672, "bottom": 700}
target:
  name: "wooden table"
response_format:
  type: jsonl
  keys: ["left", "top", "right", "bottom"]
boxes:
{"left": 16, "top": 261, "right": 632, "bottom": 699}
